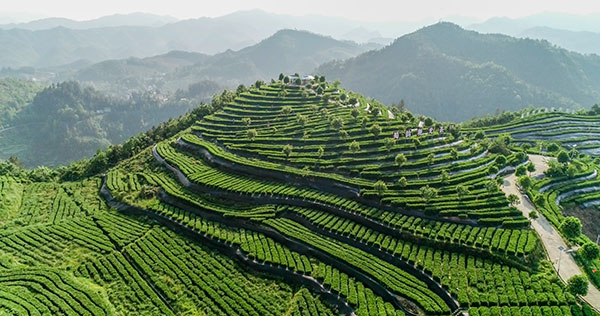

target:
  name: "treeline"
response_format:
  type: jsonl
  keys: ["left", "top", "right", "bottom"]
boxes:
{"left": 1, "top": 80, "right": 222, "bottom": 167}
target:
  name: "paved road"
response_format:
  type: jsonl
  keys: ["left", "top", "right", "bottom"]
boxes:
{"left": 501, "top": 154, "right": 600, "bottom": 309}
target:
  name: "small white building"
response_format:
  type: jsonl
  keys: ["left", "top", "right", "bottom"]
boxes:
{"left": 288, "top": 74, "right": 314, "bottom": 85}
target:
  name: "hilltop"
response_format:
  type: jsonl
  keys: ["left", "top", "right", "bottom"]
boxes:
{"left": 317, "top": 22, "right": 600, "bottom": 121}
{"left": 2, "top": 77, "right": 599, "bottom": 315}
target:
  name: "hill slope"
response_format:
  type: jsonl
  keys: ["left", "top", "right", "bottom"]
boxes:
{"left": 1, "top": 78, "right": 598, "bottom": 316}
{"left": 317, "top": 22, "right": 600, "bottom": 121}
{"left": 64, "top": 29, "right": 378, "bottom": 96}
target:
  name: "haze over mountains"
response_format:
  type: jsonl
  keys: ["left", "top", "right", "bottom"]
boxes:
{"left": 3, "top": 10, "right": 600, "bottom": 166}
{"left": 318, "top": 22, "right": 600, "bottom": 121}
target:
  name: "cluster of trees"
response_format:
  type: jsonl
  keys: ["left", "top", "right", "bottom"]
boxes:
{"left": 3, "top": 80, "right": 223, "bottom": 168}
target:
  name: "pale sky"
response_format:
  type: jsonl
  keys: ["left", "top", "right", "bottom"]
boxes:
{"left": 2, "top": 0, "right": 600, "bottom": 22}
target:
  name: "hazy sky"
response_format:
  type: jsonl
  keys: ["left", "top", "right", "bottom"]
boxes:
{"left": 2, "top": 0, "right": 600, "bottom": 22}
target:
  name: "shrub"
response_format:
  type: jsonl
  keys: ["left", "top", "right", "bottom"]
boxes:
{"left": 518, "top": 176, "right": 532, "bottom": 190}
{"left": 374, "top": 180, "right": 387, "bottom": 196}
{"left": 529, "top": 210, "right": 538, "bottom": 220}
{"left": 579, "top": 243, "right": 600, "bottom": 260}
{"left": 420, "top": 186, "right": 438, "bottom": 204}
{"left": 567, "top": 275, "right": 588, "bottom": 296}
{"left": 547, "top": 143, "right": 560, "bottom": 152}
{"left": 397, "top": 177, "right": 408, "bottom": 188}
{"left": 515, "top": 165, "right": 526, "bottom": 176}
{"left": 349, "top": 140, "right": 360, "bottom": 152}
{"left": 247, "top": 129, "right": 257, "bottom": 140}
{"left": 557, "top": 150, "right": 570, "bottom": 163}
{"left": 369, "top": 124, "right": 382, "bottom": 138}
{"left": 395, "top": 153, "right": 407, "bottom": 168}
{"left": 282, "top": 144, "right": 293, "bottom": 158}
{"left": 560, "top": 217, "right": 582, "bottom": 240}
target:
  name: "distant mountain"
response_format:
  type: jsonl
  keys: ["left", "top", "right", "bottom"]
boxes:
{"left": 0, "top": 13, "right": 177, "bottom": 30}
{"left": 470, "top": 12, "right": 600, "bottom": 35}
{"left": 518, "top": 27, "right": 600, "bottom": 55}
{"left": 317, "top": 22, "right": 600, "bottom": 121}
{"left": 67, "top": 29, "right": 378, "bottom": 95}
{"left": 467, "top": 13, "right": 600, "bottom": 55}
{"left": 0, "top": 80, "right": 221, "bottom": 167}
{"left": 0, "top": 10, "right": 429, "bottom": 69}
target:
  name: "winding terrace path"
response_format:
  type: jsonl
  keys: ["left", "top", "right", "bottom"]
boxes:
{"left": 501, "top": 154, "right": 600, "bottom": 310}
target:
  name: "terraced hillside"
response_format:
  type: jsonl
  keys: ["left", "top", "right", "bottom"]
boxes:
{"left": 98, "top": 78, "right": 597, "bottom": 316}
{"left": 469, "top": 109, "right": 600, "bottom": 156}
{"left": 0, "top": 78, "right": 598, "bottom": 316}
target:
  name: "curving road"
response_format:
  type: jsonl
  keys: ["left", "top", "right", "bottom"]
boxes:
{"left": 501, "top": 154, "right": 600, "bottom": 310}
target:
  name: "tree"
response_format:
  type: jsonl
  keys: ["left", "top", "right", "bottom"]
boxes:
{"left": 527, "top": 163, "right": 536, "bottom": 173}
{"left": 296, "top": 114, "right": 308, "bottom": 126}
{"left": 566, "top": 164, "right": 577, "bottom": 178}
{"left": 485, "top": 180, "right": 498, "bottom": 192}
{"left": 384, "top": 138, "right": 395, "bottom": 151}
{"left": 282, "top": 144, "right": 293, "bottom": 159}
{"left": 340, "top": 93, "right": 347, "bottom": 101}
{"left": 247, "top": 129, "right": 257, "bottom": 140}
{"left": 547, "top": 143, "right": 560, "bottom": 152}
{"left": 515, "top": 165, "right": 527, "bottom": 176}
{"left": 349, "top": 140, "right": 360, "bottom": 152}
{"left": 557, "top": 150, "right": 570, "bottom": 163}
{"left": 242, "top": 117, "right": 251, "bottom": 126}
{"left": 424, "top": 117, "right": 433, "bottom": 126}
{"left": 317, "top": 146, "right": 324, "bottom": 159}
{"left": 507, "top": 194, "right": 520, "bottom": 206}
{"left": 560, "top": 216, "right": 582, "bottom": 240}
{"left": 374, "top": 180, "right": 387, "bottom": 196}
{"left": 580, "top": 243, "right": 600, "bottom": 260}
{"left": 7, "top": 156, "right": 23, "bottom": 168}
{"left": 529, "top": 210, "right": 538, "bottom": 220}
{"left": 495, "top": 155, "right": 507, "bottom": 166}
{"left": 420, "top": 186, "right": 439, "bottom": 204}
{"left": 361, "top": 117, "right": 368, "bottom": 129}
{"left": 397, "top": 177, "right": 408, "bottom": 188}
{"left": 395, "top": 153, "right": 407, "bottom": 168}
{"left": 427, "top": 153, "right": 435, "bottom": 165}
{"left": 279, "top": 73, "right": 284, "bottom": 81}
{"left": 449, "top": 148, "right": 458, "bottom": 160}
{"left": 534, "top": 194, "right": 545, "bottom": 207}
{"left": 369, "top": 124, "right": 382, "bottom": 138}
{"left": 518, "top": 176, "right": 532, "bottom": 191}
{"left": 351, "top": 107, "right": 360, "bottom": 120}
{"left": 474, "top": 131, "right": 485, "bottom": 140}
{"left": 456, "top": 185, "right": 469, "bottom": 199}
{"left": 294, "top": 78, "right": 302, "bottom": 85}
{"left": 567, "top": 275, "right": 588, "bottom": 296}
{"left": 440, "top": 170, "right": 449, "bottom": 184}
{"left": 282, "top": 106, "right": 292, "bottom": 116}
{"left": 331, "top": 117, "right": 344, "bottom": 130}
{"left": 339, "top": 129, "right": 349, "bottom": 139}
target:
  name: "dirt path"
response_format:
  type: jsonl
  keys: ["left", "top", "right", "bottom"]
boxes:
{"left": 501, "top": 154, "right": 600, "bottom": 309}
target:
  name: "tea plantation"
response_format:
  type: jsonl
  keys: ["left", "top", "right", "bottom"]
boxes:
{"left": 1, "top": 78, "right": 599, "bottom": 316}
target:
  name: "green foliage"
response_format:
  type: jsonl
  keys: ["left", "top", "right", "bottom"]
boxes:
{"left": 560, "top": 217, "right": 582, "bottom": 240}
{"left": 395, "top": 153, "right": 406, "bottom": 167}
{"left": 349, "top": 140, "right": 360, "bottom": 152}
{"left": 374, "top": 180, "right": 387, "bottom": 196}
{"left": 369, "top": 124, "right": 382, "bottom": 138}
{"left": 529, "top": 210, "right": 538, "bottom": 220}
{"left": 515, "top": 165, "right": 527, "bottom": 176}
{"left": 420, "top": 185, "right": 439, "bottom": 204}
{"left": 518, "top": 176, "right": 532, "bottom": 190}
{"left": 579, "top": 243, "right": 600, "bottom": 261}
{"left": 558, "top": 150, "right": 570, "bottom": 163}
{"left": 247, "top": 129, "right": 257, "bottom": 140}
{"left": 567, "top": 275, "right": 589, "bottom": 296}
{"left": 507, "top": 194, "right": 520, "bottom": 206}
{"left": 397, "top": 177, "right": 408, "bottom": 188}
{"left": 282, "top": 144, "right": 293, "bottom": 158}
